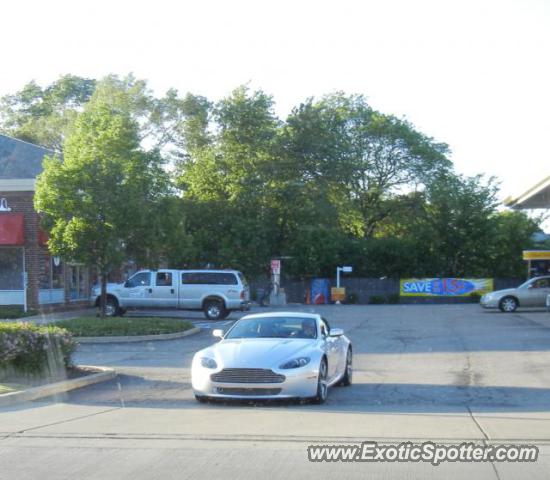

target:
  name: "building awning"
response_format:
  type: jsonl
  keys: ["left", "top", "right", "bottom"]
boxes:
{"left": 0, "top": 213, "right": 25, "bottom": 245}
{"left": 504, "top": 176, "right": 550, "bottom": 209}
{"left": 523, "top": 250, "right": 550, "bottom": 261}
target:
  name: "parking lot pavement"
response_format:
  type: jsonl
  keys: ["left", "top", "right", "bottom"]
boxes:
{"left": 2, "top": 304, "right": 550, "bottom": 479}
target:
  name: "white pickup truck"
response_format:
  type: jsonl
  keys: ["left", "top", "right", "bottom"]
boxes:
{"left": 91, "top": 269, "right": 250, "bottom": 320}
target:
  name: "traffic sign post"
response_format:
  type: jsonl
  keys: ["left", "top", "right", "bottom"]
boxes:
{"left": 271, "top": 259, "right": 281, "bottom": 295}
{"left": 335, "top": 265, "right": 353, "bottom": 304}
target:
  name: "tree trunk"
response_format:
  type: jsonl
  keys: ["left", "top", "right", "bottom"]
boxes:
{"left": 99, "top": 271, "right": 107, "bottom": 319}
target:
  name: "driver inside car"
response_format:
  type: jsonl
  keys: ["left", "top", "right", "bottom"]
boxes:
{"left": 301, "top": 319, "right": 317, "bottom": 339}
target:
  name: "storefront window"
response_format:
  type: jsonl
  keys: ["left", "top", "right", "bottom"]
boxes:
{"left": 37, "top": 256, "right": 65, "bottom": 305}
{"left": 68, "top": 264, "right": 89, "bottom": 300}
{"left": 0, "top": 247, "right": 23, "bottom": 289}
{"left": 39, "top": 256, "right": 65, "bottom": 289}
{"left": 52, "top": 257, "right": 63, "bottom": 288}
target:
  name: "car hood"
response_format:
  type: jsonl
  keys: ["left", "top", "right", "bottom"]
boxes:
{"left": 487, "top": 288, "right": 518, "bottom": 297}
{"left": 203, "top": 338, "right": 316, "bottom": 369}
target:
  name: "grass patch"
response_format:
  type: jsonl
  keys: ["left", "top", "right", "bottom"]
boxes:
{"left": 0, "top": 306, "right": 38, "bottom": 319}
{"left": 54, "top": 317, "right": 194, "bottom": 337}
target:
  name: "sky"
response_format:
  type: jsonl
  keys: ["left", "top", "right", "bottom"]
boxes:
{"left": 1, "top": 0, "right": 549, "bottom": 204}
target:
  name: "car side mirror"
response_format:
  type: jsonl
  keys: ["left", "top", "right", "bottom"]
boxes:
{"left": 330, "top": 328, "right": 344, "bottom": 337}
{"left": 124, "top": 281, "right": 130, "bottom": 288}
{"left": 213, "top": 329, "right": 224, "bottom": 338}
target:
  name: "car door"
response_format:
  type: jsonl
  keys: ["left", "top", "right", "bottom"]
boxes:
{"left": 150, "top": 270, "right": 178, "bottom": 308}
{"left": 118, "top": 271, "right": 152, "bottom": 308}
{"left": 319, "top": 317, "right": 340, "bottom": 382}
{"left": 179, "top": 272, "right": 204, "bottom": 309}
{"left": 322, "top": 317, "right": 347, "bottom": 376}
{"left": 523, "top": 278, "right": 550, "bottom": 307}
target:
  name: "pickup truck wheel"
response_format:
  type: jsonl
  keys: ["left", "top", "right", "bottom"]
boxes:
{"left": 104, "top": 297, "right": 120, "bottom": 317}
{"left": 204, "top": 299, "right": 226, "bottom": 320}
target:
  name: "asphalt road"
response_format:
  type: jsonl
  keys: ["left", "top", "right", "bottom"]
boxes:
{"left": 2, "top": 304, "right": 550, "bottom": 479}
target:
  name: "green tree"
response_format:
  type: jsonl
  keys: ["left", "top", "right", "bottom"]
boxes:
{"left": 34, "top": 80, "right": 170, "bottom": 316}
{"left": 487, "top": 211, "right": 540, "bottom": 277}
{"left": 408, "top": 174, "right": 501, "bottom": 276}
{"left": 284, "top": 93, "right": 451, "bottom": 237}
{"left": 0, "top": 73, "right": 181, "bottom": 152}
{"left": 176, "top": 86, "right": 282, "bottom": 273}
{"left": 0, "top": 75, "right": 96, "bottom": 151}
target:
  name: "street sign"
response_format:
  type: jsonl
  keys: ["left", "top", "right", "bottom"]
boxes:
{"left": 271, "top": 259, "right": 281, "bottom": 274}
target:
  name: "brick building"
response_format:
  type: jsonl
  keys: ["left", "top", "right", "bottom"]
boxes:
{"left": 0, "top": 134, "right": 92, "bottom": 310}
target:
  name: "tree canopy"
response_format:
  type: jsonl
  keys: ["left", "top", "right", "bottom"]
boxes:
{"left": 33, "top": 79, "right": 172, "bottom": 315}
{"left": 0, "top": 74, "right": 539, "bottom": 281}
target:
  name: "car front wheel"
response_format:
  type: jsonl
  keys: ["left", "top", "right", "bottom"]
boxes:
{"left": 312, "top": 359, "right": 329, "bottom": 404}
{"left": 338, "top": 348, "right": 352, "bottom": 387}
{"left": 103, "top": 297, "right": 119, "bottom": 317}
{"left": 499, "top": 296, "right": 518, "bottom": 313}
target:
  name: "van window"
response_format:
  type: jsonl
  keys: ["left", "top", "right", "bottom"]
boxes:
{"left": 181, "top": 272, "right": 238, "bottom": 285}
{"left": 156, "top": 272, "right": 173, "bottom": 286}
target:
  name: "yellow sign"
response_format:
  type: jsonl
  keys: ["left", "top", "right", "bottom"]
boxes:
{"left": 331, "top": 287, "right": 346, "bottom": 302}
{"left": 523, "top": 250, "right": 550, "bottom": 261}
{"left": 400, "top": 278, "right": 494, "bottom": 297}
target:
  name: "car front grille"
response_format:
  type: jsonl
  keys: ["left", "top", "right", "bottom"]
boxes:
{"left": 211, "top": 368, "right": 286, "bottom": 384}
{"left": 216, "top": 387, "right": 282, "bottom": 396}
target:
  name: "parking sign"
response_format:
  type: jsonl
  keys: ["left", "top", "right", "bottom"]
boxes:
{"left": 271, "top": 259, "right": 281, "bottom": 274}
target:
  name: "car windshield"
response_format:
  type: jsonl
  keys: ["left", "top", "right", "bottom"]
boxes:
{"left": 225, "top": 316, "right": 317, "bottom": 339}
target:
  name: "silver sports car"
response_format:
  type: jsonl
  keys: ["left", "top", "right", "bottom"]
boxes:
{"left": 191, "top": 312, "right": 352, "bottom": 403}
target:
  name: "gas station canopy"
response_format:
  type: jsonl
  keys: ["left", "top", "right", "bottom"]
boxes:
{"left": 504, "top": 176, "right": 550, "bottom": 209}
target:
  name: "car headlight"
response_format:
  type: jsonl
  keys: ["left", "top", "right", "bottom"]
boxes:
{"left": 280, "top": 357, "right": 310, "bottom": 369}
{"left": 200, "top": 357, "right": 218, "bottom": 369}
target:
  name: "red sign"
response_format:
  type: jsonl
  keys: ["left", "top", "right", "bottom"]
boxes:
{"left": 271, "top": 259, "right": 281, "bottom": 274}
{"left": 0, "top": 214, "right": 25, "bottom": 245}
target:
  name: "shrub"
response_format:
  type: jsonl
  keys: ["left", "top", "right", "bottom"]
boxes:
{"left": 250, "top": 288, "right": 258, "bottom": 302}
{"left": 0, "top": 322, "right": 77, "bottom": 378}
{"left": 369, "top": 295, "right": 386, "bottom": 304}
{"left": 469, "top": 292, "right": 482, "bottom": 303}
{"left": 346, "top": 292, "right": 359, "bottom": 304}
{"left": 0, "top": 306, "right": 38, "bottom": 319}
{"left": 387, "top": 293, "right": 400, "bottom": 304}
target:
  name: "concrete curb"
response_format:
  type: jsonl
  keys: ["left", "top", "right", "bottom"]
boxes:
{"left": 74, "top": 326, "right": 201, "bottom": 344}
{"left": 0, "top": 366, "right": 116, "bottom": 407}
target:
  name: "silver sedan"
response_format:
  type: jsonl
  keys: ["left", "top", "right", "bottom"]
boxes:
{"left": 480, "top": 276, "right": 550, "bottom": 312}
{"left": 191, "top": 312, "right": 352, "bottom": 403}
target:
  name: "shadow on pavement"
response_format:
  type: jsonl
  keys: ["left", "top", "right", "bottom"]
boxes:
{"left": 11, "top": 375, "right": 549, "bottom": 414}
